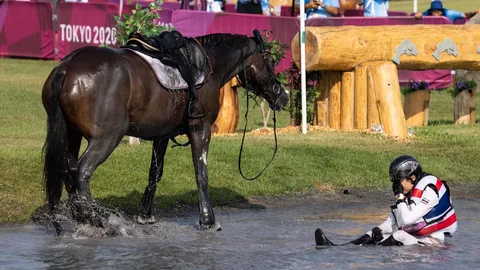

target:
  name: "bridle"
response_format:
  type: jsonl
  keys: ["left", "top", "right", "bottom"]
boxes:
{"left": 236, "top": 46, "right": 280, "bottom": 181}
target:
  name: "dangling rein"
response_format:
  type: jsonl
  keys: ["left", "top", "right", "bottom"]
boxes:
{"left": 237, "top": 53, "right": 278, "bottom": 181}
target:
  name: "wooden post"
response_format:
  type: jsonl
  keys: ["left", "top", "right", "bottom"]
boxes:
{"left": 328, "top": 72, "right": 342, "bottom": 130}
{"left": 454, "top": 89, "right": 476, "bottom": 124}
{"left": 404, "top": 90, "right": 431, "bottom": 127}
{"left": 369, "top": 62, "right": 408, "bottom": 137}
{"left": 354, "top": 64, "right": 369, "bottom": 130}
{"left": 366, "top": 64, "right": 381, "bottom": 129}
{"left": 212, "top": 80, "right": 239, "bottom": 134}
{"left": 340, "top": 71, "right": 355, "bottom": 130}
{"left": 471, "top": 91, "right": 476, "bottom": 124}
{"left": 313, "top": 71, "right": 331, "bottom": 127}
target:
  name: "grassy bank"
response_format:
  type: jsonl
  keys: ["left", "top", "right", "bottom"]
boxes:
{"left": 1, "top": 58, "right": 479, "bottom": 224}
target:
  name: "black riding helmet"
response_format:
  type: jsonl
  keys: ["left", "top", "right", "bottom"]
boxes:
{"left": 389, "top": 155, "right": 423, "bottom": 185}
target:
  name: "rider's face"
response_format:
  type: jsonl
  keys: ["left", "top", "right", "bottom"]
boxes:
{"left": 400, "top": 175, "right": 416, "bottom": 194}
{"left": 431, "top": 10, "right": 443, "bottom": 16}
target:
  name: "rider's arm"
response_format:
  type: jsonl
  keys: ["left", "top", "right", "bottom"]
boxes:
{"left": 396, "top": 186, "right": 439, "bottom": 225}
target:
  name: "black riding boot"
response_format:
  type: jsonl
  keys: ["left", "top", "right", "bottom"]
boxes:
{"left": 378, "top": 235, "right": 404, "bottom": 246}
{"left": 315, "top": 228, "right": 337, "bottom": 246}
{"left": 350, "top": 234, "right": 375, "bottom": 245}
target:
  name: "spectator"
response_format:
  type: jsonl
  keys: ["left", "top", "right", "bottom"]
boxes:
{"left": 206, "top": 0, "right": 226, "bottom": 12}
{"left": 414, "top": 1, "right": 480, "bottom": 23}
{"left": 356, "top": 0, "right": 389, "bottom": 17}
{"left": 180, "top": 0, "right": 207, "bottom": 11}
{"left": 236, "top": 0, "right": 273, "bottom": 15}
{"left": 295, "top": 0, "right": 340, "bottom": 19}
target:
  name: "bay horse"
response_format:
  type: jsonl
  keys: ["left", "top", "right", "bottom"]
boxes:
{"left": 41, "top": 30, "right": 288, "bottom": 233}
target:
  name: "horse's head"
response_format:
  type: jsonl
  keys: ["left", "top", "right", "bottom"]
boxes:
{"left": 239, "top": 30, "right": 289, "bottom": 111}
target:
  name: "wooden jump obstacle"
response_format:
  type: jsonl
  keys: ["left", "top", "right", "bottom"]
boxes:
{"left": 292, "top": 25, "right": 480, "bottom": 137}
{"left": 212, "top": 78, "right": 241, "bottom": 134}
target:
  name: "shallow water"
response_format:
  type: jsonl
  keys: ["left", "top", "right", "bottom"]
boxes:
{"left": 1, "top": 199, "right": 479, "bottom": 269}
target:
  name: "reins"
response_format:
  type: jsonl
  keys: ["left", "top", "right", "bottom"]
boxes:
{"left": 237, "top": 51, "right": 279, "bottom": 181}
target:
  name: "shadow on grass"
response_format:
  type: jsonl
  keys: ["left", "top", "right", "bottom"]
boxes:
{"left": 428, "top": 119, "right": 480, "bottom": 125}
{"left": 428, "top": 119, "right": 455, "bottom": 125}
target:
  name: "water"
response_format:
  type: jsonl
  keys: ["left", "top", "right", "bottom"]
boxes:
{"left": 1, "top": 199, "right": 479, "bottom": 269}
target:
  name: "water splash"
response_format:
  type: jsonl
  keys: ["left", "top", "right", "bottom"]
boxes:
{"left": 33, "top": 200, "right": 195, "bottom": 239}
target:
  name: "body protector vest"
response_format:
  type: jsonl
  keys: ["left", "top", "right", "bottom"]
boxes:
{"left": 391, "top": 175, "right": 458, "bottom": 237}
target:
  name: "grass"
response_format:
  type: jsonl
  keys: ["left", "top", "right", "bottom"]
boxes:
{"left": 389, "top": 0, "right": 477, "bottom": 13}
{"left": 1, "top": 58, "right": 480, "bottom": 224}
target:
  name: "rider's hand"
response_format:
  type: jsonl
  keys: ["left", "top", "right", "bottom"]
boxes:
{"left": 371, "top": 227, "right": 383, "bottom": 244}
{"left": 414, "top": 12, "right": 423, "bottom": 19}
{"left": 392, "top": 181, "right": 403, "bottom": 196}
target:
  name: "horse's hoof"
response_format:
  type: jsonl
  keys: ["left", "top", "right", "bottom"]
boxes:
{"left": 137, "top": 215, "right": 156, "bottom": 225}
{"left": 53, "top": 220, "right": 64, "bottom": 236}
{"left": 89, "top": 212, "right": 105, "bottom": 228}
{"left": 197, "top": 222, "right": 222, "bottom": 232}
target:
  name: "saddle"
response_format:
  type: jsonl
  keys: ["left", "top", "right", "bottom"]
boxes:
{"left": 122, "top": 31, "right": 212, "bottom": 118}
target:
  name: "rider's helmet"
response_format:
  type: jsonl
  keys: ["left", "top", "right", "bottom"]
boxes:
{"left": 389, "top": 155, "right": 423, "bottom": 184}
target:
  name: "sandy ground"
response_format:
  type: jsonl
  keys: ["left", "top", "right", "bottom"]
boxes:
{"left": 225, "top": 182, "right": 480, "bottom": 211}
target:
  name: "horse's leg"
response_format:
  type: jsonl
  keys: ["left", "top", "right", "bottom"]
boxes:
{"left": 72, "top": 133, "right": 125, "bottom": 226}
{"left": 50, "top": 127, "right": 82, "bottom": 235}
{"left": 138, "top": 138, "right": 169, "bottom": 224}
{"left": 65, "top": 127, "right": 82, "bottom": 197}
{"left": 188, "top": 123, "right": 220, "bottom": 230}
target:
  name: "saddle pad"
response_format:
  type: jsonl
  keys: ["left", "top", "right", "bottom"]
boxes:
{"left": 126, "top": 49, "right": 206, "bottom": 90}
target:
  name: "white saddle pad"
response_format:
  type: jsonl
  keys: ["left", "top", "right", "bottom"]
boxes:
{"left": 127, "top": 49, "right": 206, "bottom": 90}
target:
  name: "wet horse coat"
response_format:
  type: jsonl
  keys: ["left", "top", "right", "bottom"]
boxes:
{"left": 41, "top": 31, "right": 288, "bottom": 232}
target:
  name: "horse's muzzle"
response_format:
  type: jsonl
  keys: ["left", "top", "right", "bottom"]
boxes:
{"left": 270, "top": 88, "right": 289, "bottom": 111}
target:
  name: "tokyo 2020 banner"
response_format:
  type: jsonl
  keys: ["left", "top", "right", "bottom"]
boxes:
{"left": 56, "top": 2, "right": 120, "bottom": 59}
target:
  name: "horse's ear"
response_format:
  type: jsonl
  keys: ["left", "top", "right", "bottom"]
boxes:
{"left": 253, "top": 29, "right": 265, "bottom": 51}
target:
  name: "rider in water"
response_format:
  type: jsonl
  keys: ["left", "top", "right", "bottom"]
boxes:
{"left": 316, "top": 155, "right": 458, "bottom": 246}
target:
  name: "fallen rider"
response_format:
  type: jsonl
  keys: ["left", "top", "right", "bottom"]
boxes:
{"left": 315, "top": 155, "right": 458, "bottom": 246}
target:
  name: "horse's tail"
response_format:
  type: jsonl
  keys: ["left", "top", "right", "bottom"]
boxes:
{"left": 42, "top": 65, "right": 68, "bottom": 212}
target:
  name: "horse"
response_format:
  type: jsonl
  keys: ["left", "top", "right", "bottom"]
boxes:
{"left": 41, "top": 29, "right": 289, "bottom": 233}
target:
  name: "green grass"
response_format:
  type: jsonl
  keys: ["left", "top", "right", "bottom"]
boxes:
{"left": 1, "top": 58, "right": 479, "bottom": 224}
{"left": 389, "top": 0, "right": 477, "bottom": 13}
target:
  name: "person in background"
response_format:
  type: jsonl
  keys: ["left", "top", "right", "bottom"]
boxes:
{"left": 236, "top": 0, "right": 275, "bottom": 15}
{"left": 206, "top": 0, "right": 226, "bottom": 12}
{"left": 295, "top": 0, "right": 340, "bottom": 19}
{"left": 356, "top": 0, "right": 389, "bottom": 17}
{"left": 414, "top": 1, "right": 480, "bottom": 23}
{"left": 180, "top": 0, "right": 207, "bottom": 11}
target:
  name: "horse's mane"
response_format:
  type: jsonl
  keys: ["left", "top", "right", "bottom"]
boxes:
{"left": 196, "top": 33, "right": 253, "bottom": 53}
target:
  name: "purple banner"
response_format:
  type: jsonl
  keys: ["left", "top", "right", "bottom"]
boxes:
{"left": 307, "top": 16, "right": 454, "bottom": 89}
{"left": 172, "top": 10, "right": 299, "bottom": 72}
{"left": 223, "top": 3, "right": 296, "bottom": 17}
{"left": 387, "top": 10, "right": 408, "bottom": 16}
{"left": 343, "top": 9, "right": 409, "bottom": 17}
{"left": 0, "top": 0, "right": 54, "bottom": 59}
{"left": 56, "top": 2, "right": 119, "bottom": 59}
